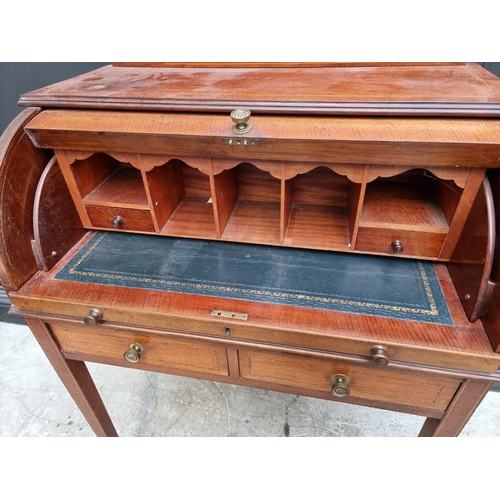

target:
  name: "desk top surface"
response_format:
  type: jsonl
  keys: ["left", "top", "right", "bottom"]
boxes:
{"left": 55, "top": 231, "right": 453, "bottom": 326}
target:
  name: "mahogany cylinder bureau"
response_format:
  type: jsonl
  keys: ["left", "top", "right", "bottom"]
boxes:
{"left": 2, "top": 62, "right": 500, "bottom": 437}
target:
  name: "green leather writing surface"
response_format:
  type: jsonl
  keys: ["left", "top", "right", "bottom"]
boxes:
{"left": 56, "top": 232, "right": 453, "bottom": 325}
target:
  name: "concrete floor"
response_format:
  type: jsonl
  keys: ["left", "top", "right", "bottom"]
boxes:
{"left": 1, "top": 320, "right": 499, "bottom": 437}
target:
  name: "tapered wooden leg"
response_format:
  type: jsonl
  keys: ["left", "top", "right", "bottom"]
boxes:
{"left": 419, "top": 379, "right": 492, "bottom": 437}
{"left": 25, "top": 318, "right": 118, "bottom": 437}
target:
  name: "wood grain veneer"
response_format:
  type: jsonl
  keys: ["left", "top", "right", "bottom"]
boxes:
{"left": 25, "top": 110, "right": 500, "bottom": 168}
{"left": 18, "top": 63, "right": 500, "bottom": 116}
{"left": 0, "top": 107, "right": 52, "bottom": 291}
{"left": 31, "top": 157, "right": 85, "bottom": 271}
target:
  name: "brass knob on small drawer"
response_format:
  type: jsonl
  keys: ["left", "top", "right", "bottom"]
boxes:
{"left": 123, "top": 343, "right": 144, "bottom": 364}
{"left": 391, "top": 240, "right": 404, "bottom": 254}
{"left": 111, "top": 216, "right": 124, "bottom": 228}
{"left": 230, "top": 109, "right": 252, "bottom": 134}
{"left": 331, "top": 374, "right": 350, "bottom": 397}
{"left": 371, "top": 345, "right": 389, "bottom": 367}
{"left": 83, "top": 308, "right": 103, "bottom": 326}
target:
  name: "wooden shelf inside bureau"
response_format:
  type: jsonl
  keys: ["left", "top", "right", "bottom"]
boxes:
{"left": 360, "top": 181, "right": 450, "bottom": 231}
{"left": 83, "top": 167, "right": 148, "bottom": 208}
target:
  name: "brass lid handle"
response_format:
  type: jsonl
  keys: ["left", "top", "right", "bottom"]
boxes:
{"left": 331, "top": 374, "right": 350, "bottom": 397}
{"left": 230, "top": 109, "right": 252, "bottom": 134}
{"left": 124, "top": 343, "right": 144, "bottom": 364}
{"left": 83, "top": 308, "right": 103, "bottom": 326}
{"left": 371, "top": 345, "right": 389, "bottom": 367}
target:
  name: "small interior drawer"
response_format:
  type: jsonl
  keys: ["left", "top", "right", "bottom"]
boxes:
{"left": 50, "top": 323, "right": 229, "bottom": 377}
{"left": 355, "top": 227, "right": 446, "bottom": 259}
{"left": 85, "top": 205, "right": 155, "bottom": 232}
{"left": 238, "top": 348, "right": 460, "bottom": 411}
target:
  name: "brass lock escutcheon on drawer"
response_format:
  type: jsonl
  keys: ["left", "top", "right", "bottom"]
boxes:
{"left": 222, "top": 138, "right": 261, "bottom": 147}
{"left": 211, "top": 309, "right": 249, "bottom": 320}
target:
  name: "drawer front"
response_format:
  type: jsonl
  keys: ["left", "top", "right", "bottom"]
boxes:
{"left": 50, "top": 323, "right": 229, "bottom": 376}
{"left": 239, "top": 348, "right": 459, "bottom": 411}
{"left": 85, "top": 205, "right": 155, "bottom": 232}
{"left": 355, "top": 227, "right": 446, "bottom": 259}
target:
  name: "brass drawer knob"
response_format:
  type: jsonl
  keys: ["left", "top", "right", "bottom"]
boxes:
{"left": 123, "top": 343, "right": 144, "bottom": 364}
{"left": 391, "top": 239, "right": 404, "bottom": 254}
{"left": 331, "top": 374, "right": 350, "bottom": 397}
{"left": 83, "top": 308, "right": 103, "bottom": 326}
{"left": 371, "top": 345, "right": 389, "bottom": 367}
{"left": 230, "top": 109, "right": 252, "bottom": 134}
{"left": 111, "top": 215, "right": 124, "bottom": 228}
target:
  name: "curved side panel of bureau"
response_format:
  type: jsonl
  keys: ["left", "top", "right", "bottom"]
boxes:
{"left": 0, "top": 108, "right": 52, "bottom": 292}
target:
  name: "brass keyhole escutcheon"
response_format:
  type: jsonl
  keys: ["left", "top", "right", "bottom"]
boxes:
{"left": 331, "top": 374, "right": 350, "bottom": 397}
{"left": 123, "top": 343, "right": 144, "bottom": 364}
{"left": 230, "top": 109, "right": 252, "bottom": 134}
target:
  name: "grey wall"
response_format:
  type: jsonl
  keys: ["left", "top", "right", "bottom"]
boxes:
{"left": 0, "top": 63, "right": 109, "bottom": 134}
{"left": 481, "top": 62, "right": 500, "bottom": 77}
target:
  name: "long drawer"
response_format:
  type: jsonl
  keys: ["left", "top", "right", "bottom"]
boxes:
{"left": 49, "top": 323, "right": 229, "bottom": 377}
{"left": 238, "top": 348, "right": 460, "bottom": 411}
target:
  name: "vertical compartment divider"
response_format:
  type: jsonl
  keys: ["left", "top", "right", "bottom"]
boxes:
{"left": 143, "top": 157, "right": 184, "bottom": 232}
{"left": 210, "top": 160, "right": 238, "bottom": 239}
{"left": 280, "top": 162, "right": 293, "bottom": 244}
{"left": 54, "top": 150, "right": 92, "bottom": 227}
{"left": 438, "top": 168, "right": 486, "bottom": 260}
{"left": 348, "top": 164, "right": 370, "bottom": 249}
{"left": 138, "top": 154, "right": 160, "bottom": 232}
